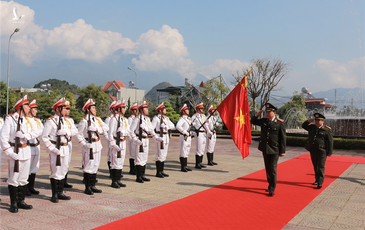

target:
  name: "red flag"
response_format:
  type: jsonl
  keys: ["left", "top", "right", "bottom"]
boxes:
{"left": 217, "top": 70, "right": 252, "bottom": 159}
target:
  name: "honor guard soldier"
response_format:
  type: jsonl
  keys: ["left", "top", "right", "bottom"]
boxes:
{"left": 108, "top": 100, "right": 129, "bottom": 188}
{"left": 0, "top": 95, "right": 38, "bottom": 213}
{"left": 205, "top": 105, "right": 218, "bottom": 166}
{"left": 251, "top": 103, "right": 286, "bottom": 196}
{"left": 176, "top": 104, "right": 196, "bottom": 172}
{"left": 129, "top": 101, "right": 163, "bottom": 183}
{"left": 63, "top": 101, "right": 75, "bottom": 188}
{"left": 77, "top": 98, "right": 109, "bottom": 195}
{"left": 302, "top": 113, "right": 333, "bottom": 189}
{"left": 42, "top": 98, "right": 78, "bottom": 203}
{"left": 151, "top": 102, "right": 175, "bottom": 178}
{"left": 127, "top": 103, "right": 138, "bottom": 175}
{"left": 25, "top": 100, "right": 44, "bottom": 196}
{"left": 104, "top": 101, "right": 117, "bottom": 178}
{"left": 191, "top": 103, "right": 212, "bottom": 169}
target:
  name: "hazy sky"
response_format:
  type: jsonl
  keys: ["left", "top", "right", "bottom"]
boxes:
{"left": 1, "top": 0, "right": 364, "bottom": 95}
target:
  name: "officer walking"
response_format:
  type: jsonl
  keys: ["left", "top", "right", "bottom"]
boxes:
{"left": 251, "top": 103, "right": 286, "bottom": 196}
{"left": 302, "top": 113, "right": 333, "bottom": 189}
{"left": 151, "top": 102, "right": 175, "bottom": 178}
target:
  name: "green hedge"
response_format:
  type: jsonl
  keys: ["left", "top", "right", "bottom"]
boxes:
{"left": 286, "top": 136, "right": 365, "bottom": 150}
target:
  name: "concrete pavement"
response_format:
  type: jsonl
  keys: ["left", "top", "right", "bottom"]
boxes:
{"left": 0, "top": 137, "right": 364, "bottom": 229}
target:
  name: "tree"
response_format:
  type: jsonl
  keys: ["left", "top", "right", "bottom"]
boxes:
{"left": 277, "top": 91, "right": 307, "bottom": 129}
{"left": 34, "top": 79, "right": 80, "bottom": 94}
{"left": 202, "top": 75, "right": 230, "bottom": 109}
{"left": 232, "top": 57, "right": 289, "bottom": 113}
{"left": 76, "top": 84, "right": 110, "bottom": 119}
{"left": 124, "top": 97, "right": 132, "bottom": 118}
{"left": 149, "top": 101, "right": 180, "bottom": 124}
{"left": 0, "top": 81, "right": 20, "bottom": 116}
{"left": 169, "top": 94, "right": 181, "bottom": 114}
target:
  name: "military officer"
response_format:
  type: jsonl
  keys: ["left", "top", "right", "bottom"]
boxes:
{"left": 77, "top": 98, "right": 109, "bottom": 195}
{"left": 205, "top": 105, "right": 218, "bottom": 166}
{"left": 42, "top": 98, "right": 78, "bottom": 203}
{"left": 129, "top": 101, "right": 163, "bottom": 183}
{"left": 176, "top": 104, "right": 196, "bottom": 172}
{"left": 151, "top": 102, "right": 175, "bottom": 178}
{"left": 127, "top": 103, "right": 138, "bottom": 175}
{"left": 108, "top": 100, "right": 129, "bottom": 188}
{"left": 104, "top": 101, "right": 117, "bottom": 178}
{"left": 251, "top": 103, "right": 286, "bottom": 196}
{"left": 26, "top": 100, "right": 44, "bottom": 196}
{"left": 63, "top": 101, "right": 75, "bottom": 188}
{"left": 302, "top": 113, "right": 333, "bottom": 189}
{"left": 0, "top": 95, "right": 38, "bottom": 213}
{"left": 191, "top": 103, "right": 212, "bottom": 169}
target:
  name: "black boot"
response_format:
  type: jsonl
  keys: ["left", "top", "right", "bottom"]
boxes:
{"left": 199, "top": 155, "right": 206, "bottom": 168}
{"left": 195, "top": 155, "right": 202, "bottom": 169}
{"left": 155, "top": 161, "right": 164, "bottom": 178}
{"left": 25, "top": 175, "right": 32, "bottom": 196}
{"left": 117, "top": 170, "right": 126, "bottom": 187}
{"left": 8, "top": 185, "right": 18, "bottom": 213}
{"left": 28, "top": 174, "right": 40, "bottom": 194}
{"left": 90, "top": 174, "right": 102, "bottom": 193}
{"left": 161, "top": 162, "right": 169, "bottom": 177}
{"left": 58, "top": 179, "right": 71, "bottom": 200}
{"left": 129, "top": 159, "right": 136, "bottom": 175}
{"left": 107, "top": 161, "right": 111, "bottom": 178}
{"left": 184, "top": 158, "right": 192, "bottom": 171}
{"left": 84, "top": 173, "right": 93, "bottom": 195}
{"left": 211, "top": 152, "right": 218, "bottom": 165}
{"left": 111, "top": 169, "right": 120, "bottom": 188}
{"left": 50, "top": 178, "right": 59, "bottom": 203}
{"left": 141, "top": 165, "right": 150, "bottom": 182}
{"left": 17, "top": 185, "right": 33, "bottom": 210}
{"left": 64, "top": 173, "right": 73, "bottom": 188}
{"left": 180, "top": 157, "right": 188, "bottom": 172}
{"left": 207, "top": 153, "right": 214, "bottom": 166}
{"left": 136, "top": 165, "right": 144, "bottom": 183}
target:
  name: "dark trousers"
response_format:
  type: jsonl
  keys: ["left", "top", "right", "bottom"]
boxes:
{"left": 310, "top": 151, "right": 327, "bottom": 185}
{"left": 262, "top": 153, "right": 279, "bottom": 192}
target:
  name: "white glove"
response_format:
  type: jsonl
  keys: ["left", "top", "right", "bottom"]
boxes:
{"left": 84, "top": 143, "right": 93, "bottom": 149}
{"left": 112, "top": 144, "right": 121, "bottom": 152}
{"left": 117, "top": 127, "right": 125, "bottom": 133}
{"left": 135, "top": 139, "right": 143, "bottom": 146}
{"left": 154, "top": 136, "right": 163, "bottom": 142}
{"left": 9, "top": 152, "right": 20, "bottom": 160}
{"left": 191, "top": 131, "right": 197, "bottom": 137}
{"left": 15, "top": 131, "right": 25, "bottom": 139}
{"left": 140, "top": 123, "right": 146, "bottom": 130}
{"left": 160, "top": 123, "right": 166, "bottom": 129}
{"left": 207, "top": 131, "right": 213, "bottom": 138}
{"left": 52, "top": 148, "right": 60, "bottom": 155}
{"left": 57, "top": 129, "right": 67, "bottom": 136}
{"left": 88, "top": 126, "right": 97, "bottom": 132}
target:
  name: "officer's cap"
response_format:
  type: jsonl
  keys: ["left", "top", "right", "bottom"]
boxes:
{"left": 265, "top": 103, "right": 277, "bottom": 112}
{"left": 314, "top": 113, "right": 325, "bottom": 120}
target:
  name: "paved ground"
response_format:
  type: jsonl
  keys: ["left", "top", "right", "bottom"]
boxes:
{"left": 0, "top": 136, "right": 364, "bottom": 230}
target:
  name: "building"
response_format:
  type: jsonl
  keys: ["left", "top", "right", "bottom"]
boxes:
{"left": 103, "top": 80, "right": 145, "bottom": 103}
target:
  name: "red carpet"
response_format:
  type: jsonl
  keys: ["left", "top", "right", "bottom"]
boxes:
{"left": 96, "top": 154, "right": 364, "bottom": 230}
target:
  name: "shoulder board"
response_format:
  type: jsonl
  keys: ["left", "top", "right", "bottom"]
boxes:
{"left": 48, "top": 116, "right": 54, "bottom": 120}
{"left": 324, "top": 125, "right": 332, "bottom": 130}
{"left": 7, "top": 114, "right": 14, "bottom": 117}
{"left": 277, "top": 118, "right": 284, "bottom": 122}
{"left": 82, "top": 116, "right": 87, "bottom": 119}
{"left": 34, "top": 117, "right": 40, "bottom": 121}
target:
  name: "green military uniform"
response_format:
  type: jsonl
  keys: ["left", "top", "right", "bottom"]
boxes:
{"left": 302, "top": 114, "right": 333, "bottom": 188}
{"left": 251, "top": 103, "right": 286, "bottom": 195}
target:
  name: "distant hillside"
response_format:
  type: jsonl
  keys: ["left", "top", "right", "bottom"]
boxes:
{"left": 145, "top": 82, "right": 173, "bottom": 105}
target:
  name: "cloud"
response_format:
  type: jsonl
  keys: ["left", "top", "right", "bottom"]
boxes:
{"left": 314, "top": 57, "right": 365, "bottom": 88}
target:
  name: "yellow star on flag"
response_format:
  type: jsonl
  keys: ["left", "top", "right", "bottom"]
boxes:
{"left": 234, "top": 109, "right": 246, "bottom": 128}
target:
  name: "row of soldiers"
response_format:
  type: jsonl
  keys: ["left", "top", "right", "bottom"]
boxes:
{"left": 0, "top": 95, "right": 218, "bottom": 213}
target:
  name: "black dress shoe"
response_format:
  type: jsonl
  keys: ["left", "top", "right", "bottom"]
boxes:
{"left": 317, "top": 184, "right": 322, "bottom": 189}
{"left": 265, "top": 189, "right": 269, "bottom": 192}
{"left": 269, "top": 191, "right": 275, "bottom": 196}
{"left": 312, "top": 181, "right": 318, "bottom": 185}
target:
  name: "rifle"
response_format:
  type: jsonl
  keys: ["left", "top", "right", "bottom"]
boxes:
{"left": 159, "top": 115, "right": 164, "bottom": 149}
{"left": 138, "top": 114, "right": 144, "bottom": 152}
{"left": 184, "top": 116, "right": 197, "bottom": 141}
{"left": 55, "top": 107, "right": 62, "bottom": 166}
{"left": 87, "top": 112, "right": 94, "bottom": 160}
{"left": 13, "top": 103, "right": 24, "bottom": 172}
{"left": 116, "top": 115, "right": 121, "bottom": 158}
{"left": 196, "top": 109, "right": 216, "bottom": 133}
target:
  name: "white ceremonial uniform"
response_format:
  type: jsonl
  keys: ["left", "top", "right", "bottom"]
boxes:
{"left": 191, "top": 113, "right": 211, "bottom": 156}
{"left": 42, "top": 115, "right": 78, "bottom": 180}
{"left": 77, "top": 115, "right": 109, "bottom": 174}
{"left": 1, "top": 113, "right": 41, "bottom": 186}
{"left": 0, "top": 117, "right": 4, "bottom": 166}
{"left": 205, "top": 115, "right": 217, "bottom": 153}
{"left": 108, "top": 114, "right": 130, "bottom": 170}
{"left": 104, "top": 115, "right": 113, "bottom": 163}
{"left": 65, "top": 116, "right": 75, "bottom": 166}
{"left": 151, "top": 114, "right": 175, "bottom": 162}
{"left": 176, "top": 115, "right": 193, "bottom": 158}
{"left": 127, "top": 115, "right": 136, "bottom": 160}
{"left": 28, "top": 117, "right": 44, "bottom": 174}
{"left": 129, "top": 115, "right": 160, "bottom": 166}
